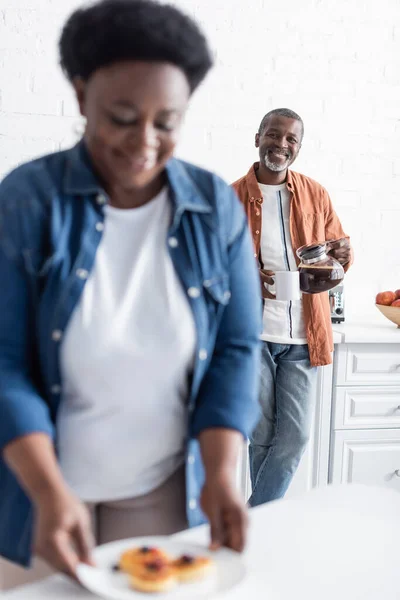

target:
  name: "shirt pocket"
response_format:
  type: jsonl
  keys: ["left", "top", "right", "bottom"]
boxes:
{"left": 301, "top": 212, "right": 325, "bottom": 241}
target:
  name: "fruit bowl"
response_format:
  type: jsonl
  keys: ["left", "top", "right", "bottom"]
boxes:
{"left": 376, "top": 304, "right": 400, "bottom": 328}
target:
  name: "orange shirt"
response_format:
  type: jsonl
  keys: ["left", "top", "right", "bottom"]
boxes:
{"left": 233, "top": 163, "right": 353, "bottom": 367}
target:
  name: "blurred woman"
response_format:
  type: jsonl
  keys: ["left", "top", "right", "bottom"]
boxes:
{"left": 0, "top": 0, "right": 261, "bottom": 577}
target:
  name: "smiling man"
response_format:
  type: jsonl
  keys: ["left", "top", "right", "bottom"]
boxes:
{"left": 233, "top": 108, "right": 352, "bottom": 507}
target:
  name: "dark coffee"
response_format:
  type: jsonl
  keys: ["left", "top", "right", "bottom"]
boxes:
{"left": 299, "top": 265, "right": 344, "bottom": 294}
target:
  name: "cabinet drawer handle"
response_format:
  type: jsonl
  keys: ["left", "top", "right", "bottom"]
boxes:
{"left": 395, "top": 470, "right": 400, "bottom": 478}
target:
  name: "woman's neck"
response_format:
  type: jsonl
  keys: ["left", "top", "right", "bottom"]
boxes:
{"left": 106, "top": 173, "right": 167, "bottom": 210}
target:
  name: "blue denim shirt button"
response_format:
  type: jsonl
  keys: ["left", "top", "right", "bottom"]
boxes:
{"left": 199, "top": 349, "right": 208, "bottom": 361}
{"left": 96, "top": 193, "right": 107, "bottom": 206}
{"left": 51, "top": 385, "right": 61, "bottom": 394}
{"left": 95, "top": 222, "right": 104, "bottom": 232}
{"left": 189, "top": 499, "right": 197, "bottom": 510}
{"left": 76, "top": 268, "right": 89, "bottom": 280}
{"left": 168, "top": 237, "right": 179, "bottom": 248}
{"left": 188, "top": 287, "right": 200, "bottom": 298}
{"left": 51, "top": 329, "right": 63, "bottom": 342}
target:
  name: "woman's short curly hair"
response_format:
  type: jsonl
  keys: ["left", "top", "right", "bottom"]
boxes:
{"left": 59, "top": 0, "right": 213, "bottom": 93}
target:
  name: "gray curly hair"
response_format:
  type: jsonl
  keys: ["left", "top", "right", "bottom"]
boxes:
{"left": 258, "top": 108, "right": 304, "bottom": 139}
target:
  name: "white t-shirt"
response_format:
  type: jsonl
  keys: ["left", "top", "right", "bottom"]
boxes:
{"left": 259, "top": 183, "right": 307, "bottom": 344}
{"left": 57, "top": 187, "right": 196, "bottom": 502}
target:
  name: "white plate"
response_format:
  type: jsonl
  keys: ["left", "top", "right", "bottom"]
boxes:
{"left": 77, "top": 536, "right": 246, "bottom": 599}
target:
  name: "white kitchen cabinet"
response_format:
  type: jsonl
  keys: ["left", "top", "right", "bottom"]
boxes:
{"left": 330, "top": 429, "right": 400, "bottom": 492}
{"left": 334, "top": 343, "right": 400, "bottom": 385}
{"left": 330, "top": 342, "right": 400, "bottom": 493}
{"left": 333, "top": 386, "right": 400, "bottom": 429}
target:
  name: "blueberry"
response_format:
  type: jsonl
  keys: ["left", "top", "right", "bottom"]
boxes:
{"left": 146, "top": 560, "right": 162, "bottom": 572}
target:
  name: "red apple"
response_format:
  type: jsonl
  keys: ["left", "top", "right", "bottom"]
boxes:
{"left": 395, "top": 289, "right": 400, "bottom": 300}
{"left": 376, "top": 291, "right": 396, "bottom": 306}
{"left": 391, "top": 299, "right": 400, "bottom": 307}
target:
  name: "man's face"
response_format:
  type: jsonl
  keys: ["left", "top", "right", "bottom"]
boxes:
{"left": 255, "top": 115, "right": 302, "bottom": 173}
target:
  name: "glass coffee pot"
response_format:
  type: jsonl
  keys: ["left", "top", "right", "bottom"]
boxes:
{"left": 296, "top": 241, "right": 345, "bottom": 294}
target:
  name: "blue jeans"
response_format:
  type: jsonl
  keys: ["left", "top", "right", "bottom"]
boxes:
{"left": 248, "top": 342, "right": 318, "bottom": 507}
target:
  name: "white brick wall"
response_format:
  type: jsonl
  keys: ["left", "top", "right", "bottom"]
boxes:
{"left": 0, "top": 0, "right": 399, "bottom": 318}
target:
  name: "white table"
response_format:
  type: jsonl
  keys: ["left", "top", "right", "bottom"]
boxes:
{"left": 3, "top": 484, "right": 400, "bottom": 600}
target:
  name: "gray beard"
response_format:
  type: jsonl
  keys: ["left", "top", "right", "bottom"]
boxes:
{"left": 263, "top": 154, "right": 291, "bottom": 173}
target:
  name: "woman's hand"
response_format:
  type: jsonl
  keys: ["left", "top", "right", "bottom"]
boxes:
{"left": 34, "top": 487, "right": 94, "bottom": 578}
{"left": 201, "top": 471, "right": 248, "bottom": 553}
{"left": 3, "top": 433, "right": 94, "bottom": 577}
{"left": 198, "top": 429, "right": 249, "bottom": 553}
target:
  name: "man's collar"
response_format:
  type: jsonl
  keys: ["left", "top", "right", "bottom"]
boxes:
{"left": 245, "top": 162, "right": 294, "bottom": 198}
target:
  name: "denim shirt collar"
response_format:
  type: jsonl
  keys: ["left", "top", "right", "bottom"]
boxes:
{"left": 63, "top": 140, "right": 212, "bottom": 219}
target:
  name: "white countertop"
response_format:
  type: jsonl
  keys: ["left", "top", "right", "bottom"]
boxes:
{"left": 333, "top": 313, "right": 400, "bottom": 344}
{"left": 4, "top": 484, "right": 400, "bottom": 600}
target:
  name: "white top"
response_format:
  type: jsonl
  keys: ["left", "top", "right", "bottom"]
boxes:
{"left": 57, "top": 187, "right": 196, "bottom": 502}
{"left": 259, "top": 183, "right": 307, "bottom": 344}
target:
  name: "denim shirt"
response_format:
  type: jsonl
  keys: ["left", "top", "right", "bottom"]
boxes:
{"left": 0, "top": 141, "right": 261, "bottom": 566}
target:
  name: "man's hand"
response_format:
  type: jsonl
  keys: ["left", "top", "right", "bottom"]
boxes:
{"left": 260, "top": 269, "right": 276, "bottom": 299}
{"left": 34, "top": 487, "right": 94, "bottom": 578}
{"left": 201, "top": 472, "right": 248, "bottom": 553}
{"left": 327, "top": 239, "right": 352, "bottom": 266}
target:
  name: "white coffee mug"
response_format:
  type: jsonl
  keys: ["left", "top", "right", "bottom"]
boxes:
{"left": 274, "top": 271, "right": 300, "bottom": 301}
